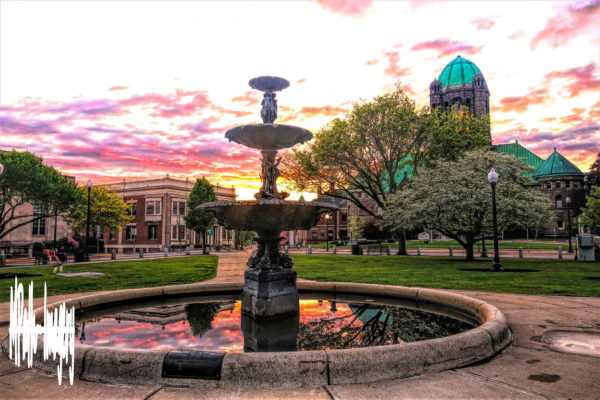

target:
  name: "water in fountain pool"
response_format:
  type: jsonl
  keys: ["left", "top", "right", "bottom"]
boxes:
{"left": 75, "top": 296, "right": 475, "bottom": 352}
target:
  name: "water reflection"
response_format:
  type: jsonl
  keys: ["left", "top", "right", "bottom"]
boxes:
{"left": 76, "top": 299, "right": 473, "bottom": 352}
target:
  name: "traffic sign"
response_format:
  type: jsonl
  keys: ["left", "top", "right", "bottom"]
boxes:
{"left": 207, "top": 228, "right": 214, "bottom": 236}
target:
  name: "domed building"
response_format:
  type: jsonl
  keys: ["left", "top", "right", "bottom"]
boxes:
{"left": 429, "top": 55, "right": 490, "bottom": 123}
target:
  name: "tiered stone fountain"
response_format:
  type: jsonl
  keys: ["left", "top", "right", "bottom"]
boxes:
{"left": 200, "top": 76, "right": 337, "bottom": 319}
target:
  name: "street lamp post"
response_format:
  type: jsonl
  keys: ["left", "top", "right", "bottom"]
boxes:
{"left": 85, "top": 179, "right": 92, "bottom": 262}
{"left": 488, "top": 168, "right": 503, "bottom": 272}
{"left": 565, "top": 196, "right": 573, "bottom": 253}
{"left": 325, "top": 213, "right": 331, "bottom": 251}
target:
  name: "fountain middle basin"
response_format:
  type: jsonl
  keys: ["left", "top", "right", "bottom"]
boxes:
{"left": 6, "top": 281, "right": 512, "bottom": 388}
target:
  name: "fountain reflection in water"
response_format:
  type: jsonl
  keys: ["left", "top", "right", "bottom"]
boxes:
{"left": 199, "top": 77, "right": 337, "bottom": 320}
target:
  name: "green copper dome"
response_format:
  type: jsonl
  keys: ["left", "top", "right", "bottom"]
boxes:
{"left": 532, "top": 148, "right": 584, "bottom": 179}
{"left": 438, "top": 56, "right": 485, "bottom": 88}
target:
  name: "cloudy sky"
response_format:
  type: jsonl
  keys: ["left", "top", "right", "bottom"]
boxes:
{"left": 1, "top": 0, "right": 598, "bottom": 199}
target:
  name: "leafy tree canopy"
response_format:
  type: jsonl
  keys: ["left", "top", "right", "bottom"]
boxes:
{"left": 0, "top": 150, "right": 79, "bottom": 240}
{"left": 69, "top": 185, "right": 133, "bottom": 234}
{"left": 383, "top": 149, "right": 552, "bottom": 261}
{"left": 185, "top": 177, "right": 217, "bottom": 235}
{"left": 581, "top": 186, "right": 600, "bottom": 234}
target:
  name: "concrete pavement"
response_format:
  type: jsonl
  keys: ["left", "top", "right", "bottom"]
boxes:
{"left": 0, "top": 252, "right": 598, "bottom": 399}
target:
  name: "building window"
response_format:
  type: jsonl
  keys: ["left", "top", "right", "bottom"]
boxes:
{"left": 555, "top": 195, "right": 562, "bottom": 209}
{"left": 148, "top": 225, "right": 158, "bottom": 241}
{"left": 573, "top": 181, "right": 581, "bottom": 188}
{"left": 341, "top": 212, "right": 347, "bottom": 222}
{"left": 146, "top": 200, "right": 161, "bottom": 215}
{"left": 565, "top": 181, "right": 571, "bottom": 188}
{"left": 557, "top": 217, "right": 564, "bottom": 229}
{"left": 545, "top": 182, "right": 551, "bottom": 189}
{"left": 321, "top": 231, "right": 325, "bottom": 237}
{"left": 109, "top": 228, "right": 116, "bottom": 241}
{"left": 222, "top": 228, "right": 227, "bottom": 240}
{"left": 172, "top": 201, "right": 186, "bottom": 216}
{"left": 126, "top": 226, "right": 137, "bottom": 240}
{"left": 32, "top": 206, "right": 46, "bottom": 236}
{"left": 171, "top": 225, "right": 186, "bottom": 241}
{"left": 328, "top": 230, "right": 333, "bottom": 240}
{"left": 127, "top": 202, "right": 136, "bottom": 216}
{"left": 311, "top": 231, "right": 317, "bottom": 240}
{"left": 555, "top": 181, "right": 561, "bottom": 189}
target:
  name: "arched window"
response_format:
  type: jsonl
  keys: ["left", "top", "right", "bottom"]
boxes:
{"left": 555, "top": 195, "right": 562, "bottom": 209}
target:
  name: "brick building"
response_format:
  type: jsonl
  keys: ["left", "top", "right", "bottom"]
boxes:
{"left": 102, "top": 177, "right": 236, "bottom": 253}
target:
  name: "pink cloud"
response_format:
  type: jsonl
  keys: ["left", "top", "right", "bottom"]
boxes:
{"left": 311, "top": 0, "right": 372, "bottom": 17}
{"left": 382, "top": 51, "right": 412, "bottom": 79}
{"left": 471, "top": 17, "right": 496, "bottom": 30}
{"left": 410, "top": 39, "right": 483, "bottom": 58}
{"left": 531, "top": 0, "right": 600, "bottom": 49}
{"left": 108, "top": 86, "right": 128, "bottom": 91}
{"left": 544, "top": 63, "right": 600, "bottom": 97}
{"left": 498, "top": 88, "right": 549, "bottom": 113}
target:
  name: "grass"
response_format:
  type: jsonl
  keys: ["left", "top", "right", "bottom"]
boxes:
{"left": 0, "top": 256, "right": 218, "bottom": 302}
{"left": 310, "top": 239, "right": 568, "bottom": 250}
{"left": 292, "top": 255, "right": 600, "bottom": 297}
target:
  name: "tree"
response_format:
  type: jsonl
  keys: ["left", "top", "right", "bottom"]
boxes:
{"left": 69, "top": 185, "right": 132, "bottom": 234}
{"left": 185, "top": 177, "right": 217, "bottom": 249}
{"left": 282, "top": 85, "right": 435, "bottom": 255}
{"left": 0, "top": 150, "right": 79, "bottom": 241}
{"left": 383, "top": 149, "right": 552, "bottom": 261}
{"left": 586, "top": 152, "right": 600, "bottom": 189}
{"left": 424, "top": 109, "right": 491, "bottom": 164}
{"left": 580, "top": 186, "right": 600, "bottom": 234}
{"left": 282, "top": 85, "right": 491, "bottom": 255}
{"left": 347, "top": 215, "right": 366, "bottom": 241}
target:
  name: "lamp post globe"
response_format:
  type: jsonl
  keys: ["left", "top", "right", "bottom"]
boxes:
{"left": 565, "top": 196, "right": 573, "bottom": 253}
{"left": 488, "top": 168, "right": 503, "bottom": 272}
{"left": 85, "top": 179, "right": 92, "bottom": 262}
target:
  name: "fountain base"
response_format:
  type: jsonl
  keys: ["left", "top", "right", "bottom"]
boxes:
{"left": 242, "top": 269, "right": 299, "bottom": 318}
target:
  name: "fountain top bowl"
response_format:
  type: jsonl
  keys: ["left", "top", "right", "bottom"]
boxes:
{"left": 225, "top": 124, "right": 313, "bottom": 151}
{"left": 198, "top": 199, "right": 338, "bottom": 232}
{"left": 249, "top": 76, "right": 290, "bottom": 92}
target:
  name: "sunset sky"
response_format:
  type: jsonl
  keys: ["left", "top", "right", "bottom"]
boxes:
{"left": 1, "top": 0, "right": 599, "bottom": 200}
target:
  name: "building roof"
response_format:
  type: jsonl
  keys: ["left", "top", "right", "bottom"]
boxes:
{"left": 493, "top": 141, "right": 544, "bottom": 170}
{"left": 533, "top": 148, "right": 584, "bottom": 179}
{"left": 438, "top": 55, "right": 485, "bottom": 88}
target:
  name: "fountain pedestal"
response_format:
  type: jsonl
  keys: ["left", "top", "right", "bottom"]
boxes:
{"left": 242, "top": 268, "right": 299, "bottom": 318}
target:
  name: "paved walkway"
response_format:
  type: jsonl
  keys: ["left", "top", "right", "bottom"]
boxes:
{"left": 0, "top": 252, "right": 598, "bottom": 399}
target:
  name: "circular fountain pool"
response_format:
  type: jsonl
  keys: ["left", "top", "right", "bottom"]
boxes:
{"left": 75, "top": 295, "right": 476, "bottom": 353}
{"left": 6, "top": 281, "right": 511, "bottom": 388}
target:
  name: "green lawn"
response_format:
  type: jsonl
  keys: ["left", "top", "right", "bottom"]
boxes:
{"left": 292, "top": 255, "right": 600, "bottom": 297}
{"left": 0, "top": 256, "right": 218, "bottom": 302}
{"left": 310, "top": 240, "right": 568, "bottom": 250}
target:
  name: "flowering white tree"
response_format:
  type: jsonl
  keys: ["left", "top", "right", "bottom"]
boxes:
{"left": 383, "top": 150, "right": 552, "bottom": 261}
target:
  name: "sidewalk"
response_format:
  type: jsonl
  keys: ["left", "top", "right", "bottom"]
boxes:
{"left": 0, "top": 252, "right": 598, "bottom": 399}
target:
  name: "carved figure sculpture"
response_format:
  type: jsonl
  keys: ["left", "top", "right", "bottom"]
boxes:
{"left": 261, "top": 91, "right": 277, "bottom": 123}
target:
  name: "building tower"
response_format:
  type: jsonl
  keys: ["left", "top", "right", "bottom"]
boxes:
{"left": 430, "top": 55, "right": 490, "bottom": 132}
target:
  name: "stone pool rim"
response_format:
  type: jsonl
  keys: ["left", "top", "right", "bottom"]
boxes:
{"left": 2, "top": 281, "right": 512, "bottom": 389}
